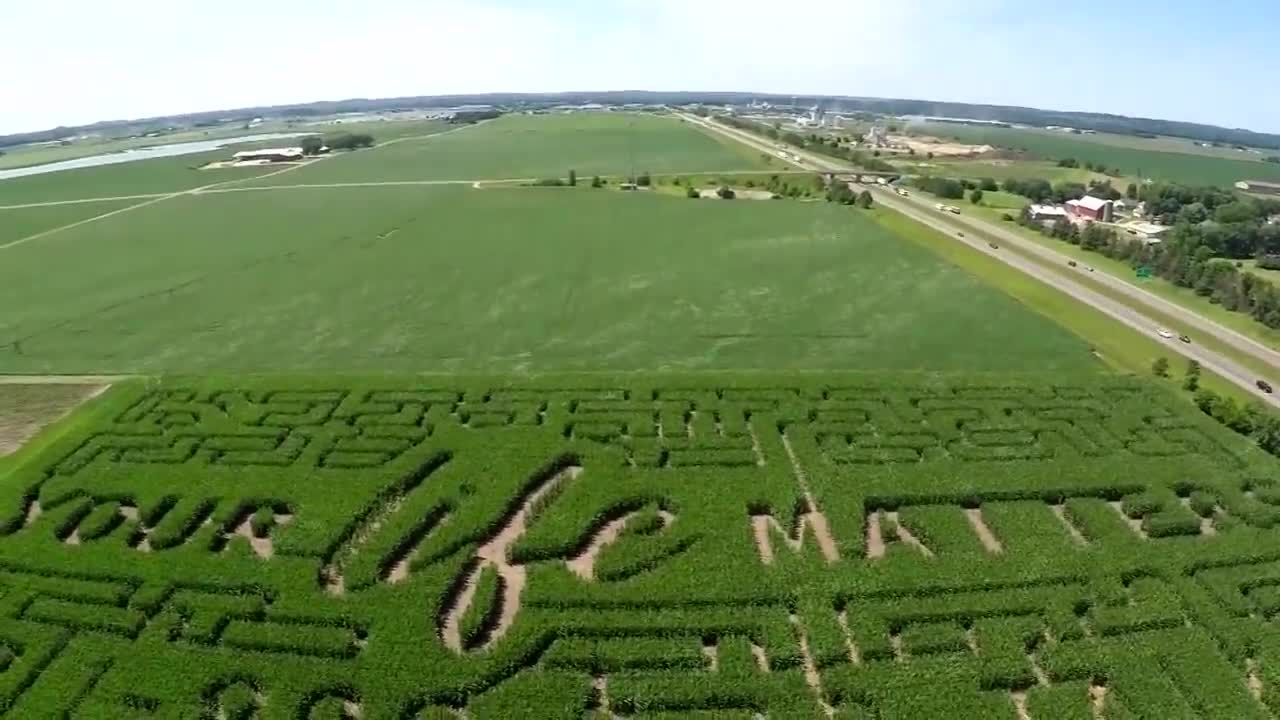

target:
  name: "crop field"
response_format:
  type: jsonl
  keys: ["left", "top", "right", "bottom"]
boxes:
{"left": 896, "top": 158, "right": 1103, "bottom": 185}
{"left": 0, "top": 202, "right": 139, "bottom": 248}
{"left": 8, "top": 108, "right": 1279, "bottom": 718}
{"left": 0, "top": 152, "right": 279, "bottom": 206}
{"left": 245, "top": 114, "right": 769, "bottom": 186}
{"left": 0, "top": 185, "right": 1094, "bottom": 374}
{"left": 0, "top": 373, "right": 1273, "bottom": 717}
{"left": 917, "top": 123, "right": 1280, "bottom": 188}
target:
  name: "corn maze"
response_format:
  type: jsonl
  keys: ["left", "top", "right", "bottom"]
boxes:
{"left": 0, "top": 373, "right": 1278, "bottom": 718}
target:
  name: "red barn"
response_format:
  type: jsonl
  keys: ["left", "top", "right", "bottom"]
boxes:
{"left": 1066, "top": 196, "right": 1113, "bottom": 222}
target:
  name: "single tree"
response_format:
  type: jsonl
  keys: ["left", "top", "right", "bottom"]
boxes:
{"left": 970, "top": 189, "right": 984, "bottom": 205}
{"left": 1152, "top": 357, "right": 1170, "bottom": 378}
{"left": 687, "top": 186, "right": 701, "bottom": 199}
{"left": 1255, "top": 415, "right": 1280, "bottom": 456}
{"left": 716, "top": 186, "right": 736, "bottom": 200}
{"left": 1183, "top": 359, "right": 1202, "bottom": 391}
{"left": 591, "top": 175, "right": 603, "bottom": 188}
{"left": 979, "top": 177, "right": 998, "bottom": 192}
{"left": 1125, "top": 183, "right": 1139, "bottom": 200}
{"left": 568, "top": 169, "right": 577, "bottom": 187}
{"left": 300, "top": 136, "right": 324, "bottom": 155}
{"left": 1194, "top": 388, "right": 1220, "bottom": 415}
{"left": 636, "top": 172, "right": 652, "bottom": 187}
{"left": 856, "top": 190, "right": 874, "bottom": 209}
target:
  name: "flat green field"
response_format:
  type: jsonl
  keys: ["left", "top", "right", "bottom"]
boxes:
{"left": 0, "top": 151, "right": 277, "bottom": 206}
{"left": 896, "top": 157, "right": 1102, "bottom": 185}
{"left": 0, "top": 186, "right": 1093, "bottom": 374}
{"left": 249, "top": 113, "right": 769, "bottom": 185}
{"left": 0, "top": 201, "right": 138, "bottom": 247}
{"left": 918, "top": 123, "right": 1280, "bottom": 188}
{"left": 0, "top": 372, "right": 1274, "bottom": 717}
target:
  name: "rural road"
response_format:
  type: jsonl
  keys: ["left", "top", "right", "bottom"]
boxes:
{"left": 682, "top": 113, "right": 1280, "bottom": 407}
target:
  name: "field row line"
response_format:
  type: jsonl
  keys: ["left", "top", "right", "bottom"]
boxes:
{"left": 0, "top": 162, "right": 310, "bottom": 252}
{"left": 0, "top": 169, "right": 812, "bottom": 210}
{"left": 0, "top": 122, "right": 503, "bottom": 252}
{"left": 0, "top": 374, "right": 135, "bottom": 384}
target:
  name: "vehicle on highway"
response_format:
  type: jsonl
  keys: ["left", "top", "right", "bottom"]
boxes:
{"left": 1259, "top": 380, "right": 1274, "bottom": 394}
{"left": 1068, "top": 260, "right": 1078, "bottom": 268}
{"left": 935, "top": 203, "right": 946, "bottom": 211}
{"left": 949, "top": 207, "right": 961, "bottom": 215}
{"left": 988, "top": 242, "right": 999, "bottom": 250}
{"left": 1087, "top": 267, "right": 1095, "bottom": 272}
{"left": 1157, "top": 328, "right": 1174, "bottom": 339}
{"left": 957, "top": 232, "right": 965, "bottom": 238}
{"left": 1179, "top": 334, "right": 1192, "bottom": 344}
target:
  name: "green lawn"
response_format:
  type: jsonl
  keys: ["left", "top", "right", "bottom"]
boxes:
{"left": 0, "top": 200, "right": 138, "bottom": 246}
{"left": 250, "top": 113, "right": 770, "bottom": 186}
{"left": 916, "top": 123, "right": 1280, "bottom": 188}
{"left": 1237, "top": 259, "right": 1280, "bottom": 286}
{"left": 0, "top": 185, "right": 1094, "bottom": 374}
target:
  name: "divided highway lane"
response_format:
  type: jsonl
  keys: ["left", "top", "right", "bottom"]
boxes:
{"left": 681, "top": 113, "right": 1280, "bottom": 407}
{"left": 868, "top": 187, "right": 1280, "bottom": 408}
{"left": 884, "top": 186, "right": 1280, "bottom": 369}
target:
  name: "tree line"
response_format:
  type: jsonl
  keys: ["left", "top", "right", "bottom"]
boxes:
{"left": 715, "top": 115, "right": 897, "bottom": 173}
{"left": 9, "top": 90, "right": 1280, "bottom": 150}
{"left": 1147, "top": 356, "right": 1280, "bottom": 458}
{"left": 824, "top": 181, "right": 874, "bottom": 208}
{"left": 301, "top": 133, "right": 375, "bottom": 155}
{"left": 912, "top": 176, "right": 998, "bottom": 200}
{"left": 1056, "top": 157, "right": 1122, "bottom": 175}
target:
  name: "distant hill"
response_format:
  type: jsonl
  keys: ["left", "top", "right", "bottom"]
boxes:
{"left": 5, "top": 91, "right": 1279, "bottom": 150}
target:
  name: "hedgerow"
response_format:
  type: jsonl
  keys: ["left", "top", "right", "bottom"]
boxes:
{"left": 0, "top": 372, "right": 1274, "bottom": 716}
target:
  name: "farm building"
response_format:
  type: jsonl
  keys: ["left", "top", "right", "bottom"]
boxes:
{"left": 1066, "top": 196, "right": 1114, "bottom": 222}
{"left": 1121, "top": 220, "right": 1172, "bottom": 242}
{"left": 1237, "top": 180, "right": 1280, "bottom": 196}
{"left": 232, "top": 147, "right": 304, "bottom": 163}
{"left": 1027, "top": 204, "right": 1069, "bottom": 222}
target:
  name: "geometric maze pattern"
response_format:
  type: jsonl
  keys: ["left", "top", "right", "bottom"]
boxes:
{"left": 50, "top": 381, "right": 1234, "bottom": 475}
{"left": 0, "top": 374, "right": 1273, "bottom": 718}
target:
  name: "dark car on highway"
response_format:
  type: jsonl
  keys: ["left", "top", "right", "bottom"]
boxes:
{"left": 1179, "top": 335, "right": 1191, "bottom": 344}
{"left": 1259, "top": 380, "right": 1274, "bottom": 394}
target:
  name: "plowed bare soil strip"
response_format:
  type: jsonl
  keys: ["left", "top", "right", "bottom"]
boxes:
{"left": 0, "top": 383, "right": 108, "bottom": 456}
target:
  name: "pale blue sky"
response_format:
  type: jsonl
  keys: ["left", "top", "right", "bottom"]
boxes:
{"left": 4, "top": 0, "right": 1276, "bottom": 135}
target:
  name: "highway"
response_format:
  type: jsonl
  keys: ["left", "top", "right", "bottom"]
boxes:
{"left": 680, "top": 113, "right": 1280, "bottom": 407}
